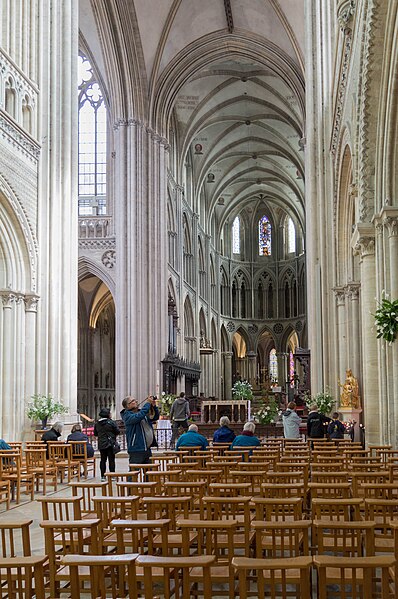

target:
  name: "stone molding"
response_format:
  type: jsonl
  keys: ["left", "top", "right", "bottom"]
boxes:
{"left": 333, "top": 287, "right": 346, "bottom": 306}
{"left": 101, "top": 250, "right": 116, "bottom": 268}
{"left": 331, "top": 30, "right": 353, "bottom": 156}
{"left": 0, "top": 290, "right": 38, "bottom": 310}
{"left": 112, "top": 117, "right": 169, "bottom": 147}
{"left": 337, "top": 0, "right": 356, "bottom": 32}
{"left": 0, "top": 112, "right": 40, "bottom": 162}
{"left": 79, "top": 238, "right": 116, "bottom": 250}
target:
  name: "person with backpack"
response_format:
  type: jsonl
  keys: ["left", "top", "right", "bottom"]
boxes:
{"left": 94, "top": 408, "right": 120, "bottom": 481}
{"left": 306, "top": 404, "right": 331, "bottom": 442}
{"left": 327, "top": 412, "right": 346, "bottom": 439}
{"left": 121, "top": 396, "right": 159, "bottom": 465}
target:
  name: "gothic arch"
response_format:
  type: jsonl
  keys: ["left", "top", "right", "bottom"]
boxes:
{"left": 78, "top": 257, "right": 115, "bottom": 296}
{"left": 336, "top": 143, "right": 356, "bottom": 284}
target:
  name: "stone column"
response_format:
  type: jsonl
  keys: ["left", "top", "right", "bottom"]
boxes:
{"left": 333, "top": 288, "right": 347, "bottom": 383}
{"left": 384, "top": 216, "right": 398, "bottom": 445}
{"left": 223, "top": 352, "right": 233, "bottom": 400}
{"left": 1, "top": 293, "right": 14, "bottom": 438}
{"left": 353, "top": 231, "right": 378, "bottom": 443}
{"left": 247, "top": 351, "right": 257, "bottom": 388}
{"left": 23, "top": 295, "right": 39, "bottom": 401}
{"left": 347, "top": 284, "right": 361, "bottom": 382}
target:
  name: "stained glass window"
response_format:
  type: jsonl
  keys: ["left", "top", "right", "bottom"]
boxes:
{"left": 269, "top": 348, "right": 278, "bottom": 382}
{"left": 288, "top": 217, "right": 296, "bottom": 253}
{"left": 78, "top": 53, "right": 107, "bottom": 215}
{"left": 259, "top": 215, "right": 271, "bottom": 256}
{"left": 232, "top": 216, "right": 240, "bottom": 253}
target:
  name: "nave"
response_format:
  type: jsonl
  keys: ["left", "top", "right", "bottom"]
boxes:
{"left": 0, "top": 439, "right": 398, "bottom": 598}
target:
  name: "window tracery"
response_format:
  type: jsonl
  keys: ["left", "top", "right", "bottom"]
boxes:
{"left": 259, "top": 215, "right": 271, "bottom": 255}
{"left": 232, "top": 216, "right": 240, "bottom": 253}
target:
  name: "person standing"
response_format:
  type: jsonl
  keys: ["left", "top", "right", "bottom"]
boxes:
{"left": 170, "top": 392, "right": 190, "bottom": 448}
{"left": 282, "top": 401, "right": 302, "bottom": 439}
{"left": 94, "top": 408, "right": 120, "bottom": 481}
{"left": 121, "top": 396, "right": 159, "bottom": 464}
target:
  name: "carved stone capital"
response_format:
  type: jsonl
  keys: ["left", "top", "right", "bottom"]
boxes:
{"left": 333, "top": 287, "right": 346, "bottom": 306}
{"left": 353, "top": 237, "right": 375, "bottom": 258}
{"left": 0, "top": 291, "right": 18, "bottom": 308}
{"left": 346, "top": 283, "right": 360, "bottom": 300}
{"left": 337, "top": 0, "right": 356, "bottom": 32}
{"left": 384, "top": 217, "right": 398, "bottom": 237}
{"left": 113, "top": 118, "right": 144, "bottom": 131}
{"left": 24, "top": 294, "right": 39, "bottom": 312}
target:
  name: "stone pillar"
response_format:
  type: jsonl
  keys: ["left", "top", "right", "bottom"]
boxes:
{"left": 114, "top": 120, "right": 168, "bottom": 404}
{"left": 223, "top": 352, "right": 233, "bottom": 400}
{"left": 23, "top": 295, "right": 39, "bottom": 402}
{"left": 353, "top": 230, "right": 378, "bottom": 444}
{"left": 1, "top": 293, "right": 14, "bottom": 438}
{"left": 347, "top": 284, "right": 361, "bottom": 382}
{"left": 247, "top": 351, "right": 257, "bottom": 388}
{"left": 334, "top": 288, "right": 347, "bottom": 382}
{"left": 384, "top": 216, "right": 398, "bottom": 445}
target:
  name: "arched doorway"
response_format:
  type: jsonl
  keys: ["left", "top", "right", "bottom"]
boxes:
{"left": 78, "top": 275, "right": 115, "bottom": 419}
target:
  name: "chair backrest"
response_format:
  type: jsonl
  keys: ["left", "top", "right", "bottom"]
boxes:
{"left": 136, "top": 555, "right": 215, "bottom": 599}
{"left": 0, "top": 451, "right": 21, "bottom": 477}
{"left": 48, "top": 442, "right": 73, "bottom": 463}
{"left": 0, "top": 556, "right": 47, "bottom": 598}
{"left": 105, "top": 470, "right": 139, "bottom": 495}
{"left": 314, "top": 555, "right": 394, "bottom": 599}
{"left": 308, "top": 482, "right": 352, "bottom": 499}
{"left": 201, "top": 496, "right": 252, "bottom": 548}
{"left": 116, "top": 481, "right": 159, "bottom": 497}
{"left": 178, "top": 518, "right": 239, "bottom": 561}
{"left": 112, "top": 518, "right": 171, "bottom": 555}
{"left": 37, "top": 496, "right": 82, "bottom": 520}
{"left": 314, "top": 520, "right": 375, "bottom": 557}
{"left": 0, "top": 520, "right": 32, "bottom": 557}
{"left": 252, "top": 497, "right": 302, "bottom": 521}
{"left": 24, "top": 448, "right": 47, "bottom": 471}
{"left": 261, "top": 482, "right": 305, "bottom": 499}
{"left": 252, "top": 519, "right": 311, "bottom": 558}
{"left": 209, "top": 482, "right": 252, "bottom": 497}
{"left": 61, "top": 554, "right": 138, "bottom": 599}
{"left": 142, "top": 496, "right": 191, "bottom": 531}
{"left": 68, "top": 440, "right": 88, "bottom": 459}
{"left": 312, "top": 498, "right": 362, "bottom": 521}
{"left": 69, "top": 480, "right": 108, "bottom": 514}
{"left": 232, "top": 555, "right": 312, "bottom": 599}
{"left": 230, "top": 470, "right": 267, "bottom": 494}
{"left": 93, "top": 496, "right": 140, "bottom": 529}
{"left": 311, "top": 471, "right": 349, "bottom": 484}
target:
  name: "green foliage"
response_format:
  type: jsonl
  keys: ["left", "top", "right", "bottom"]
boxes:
{"left": 160, "top": 393, "right": 177, "bottom": 416}
{"left": 26, "top": 394, "right": 68, "bottom": 421}
{"left": 374, "top": 297, "right": 398, "bottom": 343}
{"left": 313, "top": 388, "right": 335, "bottom": 415}
{"left": 232, "top": 380, "right": 253, "bottom": 401}
{"left": 254, "top": 396, "right": 281, "bottom": 425}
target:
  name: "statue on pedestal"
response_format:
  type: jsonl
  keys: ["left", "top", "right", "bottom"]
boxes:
{"left": 338, "top": 369, "right": 360, "bottom": 409}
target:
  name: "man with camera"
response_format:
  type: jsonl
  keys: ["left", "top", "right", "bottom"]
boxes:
{"left": 121, "top": 395, "right": 159, "bottom": 464}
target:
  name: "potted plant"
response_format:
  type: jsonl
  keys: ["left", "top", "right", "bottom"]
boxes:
{"left": 313, "top": 388, "right": 335, "bottom": 416}
{"left": 253, "top": 396, "right": 281, "bottom": 425}
{"left": 374, "top": 296, "right": 398, "bottom": 343}
{"left": 26, "top": 394, "right": 69, "bottom": 429}
{"left": 160, "top": 393, "right": 177, "bottom": 418}
{"left": 232, "top": 380, "right": 253, "bottom": 401}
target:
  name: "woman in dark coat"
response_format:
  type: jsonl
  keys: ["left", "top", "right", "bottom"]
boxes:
{"left": 67, "top": 423, "right": 95, "bottom": 457}
{"left": 94, "top": 408, "right": 120, "bottom": 481}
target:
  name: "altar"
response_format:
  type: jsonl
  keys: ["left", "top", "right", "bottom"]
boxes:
{"left": 201, "top": 400, "right": 251, "bottom": 424}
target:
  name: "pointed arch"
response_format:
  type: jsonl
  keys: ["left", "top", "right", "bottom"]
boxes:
{"left": 183, "top": 295, "right": 195, "bottom": 361}
{"left": 258, "top": 214, "right": 272, "bottom": 256}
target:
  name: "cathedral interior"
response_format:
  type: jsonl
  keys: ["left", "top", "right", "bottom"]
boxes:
{"left": 0, "top": 0, "right": 397, "bottom": 445}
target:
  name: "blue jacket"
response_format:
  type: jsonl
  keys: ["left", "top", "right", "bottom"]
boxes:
{"left": 230, "top": 434, "right": 261, "bottom": 449}
{"left": 213, "top": 426, "right": 236, "bottom": 444}
{"left": 121, "top": 403, "right": 157, "bottom": 452}
{"left": 327, "top": 419, "right": 345, "bottom": 439}
{"left": 176, "top": 431, "right": 209, "bottom": 450}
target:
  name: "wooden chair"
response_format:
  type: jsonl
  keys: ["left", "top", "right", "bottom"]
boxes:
{"left": 69, "top": 440, "right": 96, "bottom": 478}
{"left": 178, "top": 518, "right": 239, "bottom": 598}
{"left": 312, "top": 498, "right": 362, "bottom": 522}
{"left": 150, "top": 453, "right": 180, "bottom": 470}
{"left": 40, "top": 519, "right": 100, "bottom": 596}
{"left": 308, "top": 482, "right": 352, "bottom": 499}
{"left": 314, "top": 555, "right": 394, "bottom": 599}
{"left": 24, "top": 447, "right": 58, "bottom": 495}
{"left": 92, "top": 496, "right": 140, "bottom": 550}
{"left": 163, "top": 481, "right": 207, "bottom": 512}
{"left": 61, "top": 553, "right": 138, "bottom": 599}
{"left": 232, "top": 555, "right": 313, "bottom": 599}
{"left": 252, "top": 519, "right": 311, "bottom": 558}
{"left": 0, "top": 481, "right": 10, "bottom": 511}
{"left": 252, "top": 497, "right": 303, "bottom": 522}
{"left": 236, "top": 461, "right": 270, "bottom": 472}
{"left": 0, "top": 520, "right": 32, "bottom": 557}
{"left": 182, "top": 451, "right": 212, "bottom": 468}
{"left": 0, "top": 452, "right": 34, "bottom": 504}
{"left": 314, "top": 520, "right": 375, "bottom": 558}
{"left": 141, "top": 496, "right": 196, "bottom": 552}
{"left": 136, "top": 555, "right": 215, "bottom": 599}
{"left": 0, "top": 556, "right": 47, "bottom": 598}
{"left": 105, "top": 470, "right": 139, "bottom": 495}
{"left": 364, "top": 498, "right": 398, "bottom": 552}
{"left": 69, "top": 480, "right": 108, "bottom": 518}
{"left": 310, "top": 470, "right": 349, "bottom": 484}
{"left": 230, "top": 469, "right": 267, "bottom": 495}
{"left": 146, "top": 469, "right": 182, "bottom": 486}
{"left": 261, "top": 482, "right": 306, "bottom": 500}
{"left": 47, "top": 442, "right": 80, "bottom": 483}
{"left": 209, "top": 482, "right": 252, "bottom": 497}
{"left": 185, "top": 468, "right": 223, "bottom": 488}
{"left": 201, "top": 496, "right": 253, "bottom": 552}
{"left": 116, "top": 481, "right": 160, "bottom": 497}
{"left": 128, "top": 463, "right": 159, "bottom": 483}
{"left": 360, "top": 483, "right": 398, "bottom": 500}
{"left": 225, "top": 448, "right": 252, "bottom": 462}
{"left": 112, "top": 518, "right": 171, "bottom": 556}
{"left": 351, "top": 472, "right": 390, "bottom": 498}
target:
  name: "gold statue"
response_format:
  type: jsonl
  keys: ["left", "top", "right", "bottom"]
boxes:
{"left": 338, "top": 369, "right": 360, "bottom": 409}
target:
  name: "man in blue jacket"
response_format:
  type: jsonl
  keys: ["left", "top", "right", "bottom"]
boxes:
{"left": 121, "top": 395, "right": 159, "bottom": 464}
{"left": 176, "top": 424, "right": 209, "bottom": 450}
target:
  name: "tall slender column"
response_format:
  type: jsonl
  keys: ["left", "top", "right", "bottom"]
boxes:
{"left": 333, "top": 288, "right": 347, "bottom": 382}
{"left": 384, "top": 217, "right": 398, "bottom": 445}
{"left": 1, "top": 293, "right": 15, "bottom": 438}
{"left": 347, "top": 284, "right": 361, "bottom": 384}
{"left": 23, "top": 295, "right": 39, "bottom": 401}
{"left": 223, "top": 352, "right": 233, "bottom": 400}
{"left": 353, "top": 233, "right": 378, "bottom": 443}
{"left": 247, "top": 351, "right": 257, "bottom": 388}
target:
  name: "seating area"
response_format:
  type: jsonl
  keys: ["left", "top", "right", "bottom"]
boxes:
{"left": 1, "top": 437, "right": 398, "bottom": 596}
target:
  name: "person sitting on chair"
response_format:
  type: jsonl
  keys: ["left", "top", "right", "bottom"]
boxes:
{"left": 230, "top": 422, "right": 261, "bottom": 449}
{"left": 67, "top": 423, "right": 95, "bottom": 457}
{"left": 213, "top": 416, "right": 236, "bottom": 444}
{"left": 175, "top": 424, "right": 208, "bottom": 450}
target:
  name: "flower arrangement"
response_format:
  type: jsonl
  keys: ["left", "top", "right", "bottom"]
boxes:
{"left": 232, "top": 380, "right": 253, "bottom": 401}
{"left": 374, "top": 296, "right": 398, "bottom": 343}
{"left": 253, "top": 397, "right": 281, "bottom": 425}
{"left": 160, "top": 392, "right": 177, "bottom": 417}
{"left": 313, "top": 388, "right": 335, "bottom": 415}
{"left": 26, "top": 394, "right": 68, "bottom": 423}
